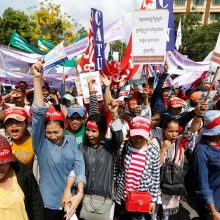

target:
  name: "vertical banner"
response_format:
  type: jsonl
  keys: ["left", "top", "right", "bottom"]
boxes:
{"left": 156, "top": 0, "right": 175, "bottom": 51}
{"left": 92, "top": 8, "right": 105, "bottom": 71}
{"left": 132, "top": 9, "right": 169, "bottom": 64}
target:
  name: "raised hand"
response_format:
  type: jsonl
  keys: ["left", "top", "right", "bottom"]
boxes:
{"left": 31, "top": 61, "right": 43, "bottom": 78}
{"left": 100, "top": 73, "right": 112, "bottom": 87}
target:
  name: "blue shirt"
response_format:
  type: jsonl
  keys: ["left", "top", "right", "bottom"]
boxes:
{"left": 192, "top": 141, "right": 220, "bottom": 210}
{"left": 32, "top": 103, "right": 86, "bottom": 210}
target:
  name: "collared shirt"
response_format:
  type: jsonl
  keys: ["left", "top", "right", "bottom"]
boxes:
{"left": 81, "top": 119, "right": 123, "bottom": 199}
{"left": 32, "top": 103, "right": 86, "bottom": 210}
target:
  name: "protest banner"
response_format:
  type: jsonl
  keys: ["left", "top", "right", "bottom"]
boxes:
{"left": 167, "top": 50, "right": 211, "bottom": 74}
{"left": 43, "top": 41, "right": 67, "bottom": 71}
{"left": 9, "top": 31, "right": 45, "bottom": 55}
{"left": 65, "top": 17, "right": 125, "bottom": 60}
{"left": 79, "top": 72, "right": 103, "bottom": 104}
{"left": 132, "top": 9, "right": 169, "bottom": 64}
{"left": 0, "top": 47, "right": 42, "bottom": 68}
{"left": 38, "top": 36, "right": 56, "bottom": 52}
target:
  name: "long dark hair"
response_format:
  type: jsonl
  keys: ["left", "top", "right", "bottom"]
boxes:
{"left": 83, "top": 113, "right": 107, "bottom": 147}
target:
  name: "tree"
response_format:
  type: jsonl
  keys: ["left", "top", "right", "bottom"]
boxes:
{"left": 174, "top": 12, "right": 219, "bottom": 61}
{"left": 183, "top": 20, "right": 220, "bottom": 61}
{"left": 110, "top": 40, "right": 126, "bottom": 61}
{"left": 0, "top": 7, "right": 35, "bottom": 45}
{"left": 30, "top": 0, "right": 79, "bottom": 45}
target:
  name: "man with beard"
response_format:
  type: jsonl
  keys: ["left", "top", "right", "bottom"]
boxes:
{"left": 65, "top": 104, "right": 85, "bottom": 148}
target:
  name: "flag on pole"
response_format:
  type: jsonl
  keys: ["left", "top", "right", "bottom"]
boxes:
{"left": 175, "top": 19, "right": 182, "bottom": 51}
{"left": 38, "top": 36, "right": 56, "bottom": 52}
{"left": 9, "top": 31, "right": 45, "bottom": 55}
{"left": 211, "top": 33, "right": 220, "bottom": 64}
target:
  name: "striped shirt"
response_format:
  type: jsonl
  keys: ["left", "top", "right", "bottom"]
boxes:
{"left": 114, "top": 140, "right": 160, "bottom": 204}
{"left": 123, "top": 147, "right": 147, "bottom": 199}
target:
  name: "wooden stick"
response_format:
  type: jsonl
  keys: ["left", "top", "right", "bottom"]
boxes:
{"left": 145, "top": 64, "right": 149, "bottom": 88}
{"left": 204, "top": 66, "right": 220, "bottom": 102}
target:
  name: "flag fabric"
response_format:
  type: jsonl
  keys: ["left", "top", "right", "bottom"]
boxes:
{"left": 141, "top": 0, "right": 156, "bottom": 9}
{"left": 156, "top": 0, "right": 175, "bottom": 51}
{"left": 38, "top": 36, "right": 56, "bottom": 52}
{"left": 211, "top": 33, "right": 220, "bottom": 64}
{"left": 9, "top": 31, "right": 45, "bottom": 55}
{"left": 77, "top": 10, "right": 95, "bottom": 73}
{"left": 175, "top": 19, "right": 182, "bottom": 51}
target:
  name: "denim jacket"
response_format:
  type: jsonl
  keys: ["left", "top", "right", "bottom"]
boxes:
{"left": 192, "top": 141, "right": 220, "bottom": 207}
{"left": 32, "top": 103, "right": 86, "bottom": 210}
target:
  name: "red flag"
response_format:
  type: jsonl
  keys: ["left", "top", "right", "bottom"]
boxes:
{"left": 77, "top": 12, "right": 95, "bottom": 73}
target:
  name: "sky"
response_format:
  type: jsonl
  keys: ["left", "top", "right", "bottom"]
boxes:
{"left": 0, "top": 0, "right": 143, "bottom": 41}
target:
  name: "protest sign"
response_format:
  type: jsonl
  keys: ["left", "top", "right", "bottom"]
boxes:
{"left": 43, "top": 41, "right": 67, "bottom": 71}
{"left": 132, "top": 10, "right": 169, "bottom": 64}
{"left": 79, "top": 72, "right": 103, "bottom": 104}
{"left": 75, "top": 76, "right": 83, "bottom": 96}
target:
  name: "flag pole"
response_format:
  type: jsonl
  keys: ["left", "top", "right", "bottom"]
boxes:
{"left": 204, "top": 66, "right": 219, "bottom": 102}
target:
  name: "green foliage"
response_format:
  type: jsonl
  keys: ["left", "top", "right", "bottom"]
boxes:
{"left": 174, "top": 12, "right": 219, "bottom": 61}
{"left": 111, "top": 40, "right": 126, "bottom": 61}
{"left": 0, "top": 7, "right": 35, "bottom": 45}
{"left": 30, "top": 0, "right": 78, "bottom": 45}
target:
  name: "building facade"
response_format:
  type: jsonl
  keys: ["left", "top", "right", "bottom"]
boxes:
{"left": 174, "top": 0, "right": 220, "bottom": 24}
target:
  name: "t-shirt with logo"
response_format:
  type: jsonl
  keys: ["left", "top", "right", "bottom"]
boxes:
{"left": 64, "top": 126, "right": 85, "bottom": 148}
{"left": 12, "top": 136, "right": 34, "bottom": 169}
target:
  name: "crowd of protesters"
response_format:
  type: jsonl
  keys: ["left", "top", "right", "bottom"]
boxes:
{"left": 0, "top": 60, "right": 219, "bottom": 220}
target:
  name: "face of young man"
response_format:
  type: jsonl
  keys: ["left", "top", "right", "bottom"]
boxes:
{"left": 68, "top": 113, "right": 84, "bottom": 134}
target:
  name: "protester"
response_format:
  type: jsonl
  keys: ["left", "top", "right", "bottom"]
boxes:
{"left": 62, "top": 77, "right": 123, "bottom": 220}
{"left": 65, "top": 104, "right": 85, "bottom": 148}
{"left": 3, "top": 107, "right": 34, "bottom": 169}
{"left": 192, "top": 110, "right": 220, "bottom": 220}
{"left": 31, "top": 61, "right": 86, "bottom": 220}
{"left": 114, "top": 116, "right": 160, "bottom": 220}
{"left": 0, "top": 135, "right": 44, "bottom": 219}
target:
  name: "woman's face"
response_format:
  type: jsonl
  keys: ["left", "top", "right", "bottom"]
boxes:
{"left": 45, "top": 122, "right": 64, "bottom": 145}
{"left": 151, "top": 113, "right": 161, "bottom": 129}
{"left": 0, "top": 163, "right": 10, "bottom": 180}
{"left": 131, "top": 135, "right": 147, "bottom": 149}
{"left": 5, "top": 119, "right": 26, "bottom": 141}
{"left": 118, "top": 106, "right": 125, "bottom": 118}
{"left": 85, "top": 127, "right": 100, "bottom": 146}
{"left": 162, "top": 89, "right": 169, "bottom": 101}
{"left": 163, "top": 122, "right": 179, "bottom": 143}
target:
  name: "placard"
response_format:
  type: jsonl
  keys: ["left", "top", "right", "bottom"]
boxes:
{"left": 132, "top": 10, "right": 169, "bottom": 64}
{"left": 79, "top": 72, "right": 103, "bottom": 104}
{"left": 43, "top": 41, "right": 67, "bottom": 70}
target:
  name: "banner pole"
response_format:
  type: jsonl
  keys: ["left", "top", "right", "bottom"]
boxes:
{"left": 204, "top": 66, "right": 219, "bottom": 102}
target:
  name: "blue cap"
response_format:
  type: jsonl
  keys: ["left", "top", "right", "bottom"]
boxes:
{"left": 67, "top": 104, "right": 84, "bottom": 117}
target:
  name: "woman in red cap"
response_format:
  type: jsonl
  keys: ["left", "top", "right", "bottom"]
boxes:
{"left": 31, "top": 62, "right": 86, "bottom": 220}
{"left": 114, "top": 116, "right": 160, "bottom": 220}
{"left": 0, "top": 135, "right": 44, "bottom": 219}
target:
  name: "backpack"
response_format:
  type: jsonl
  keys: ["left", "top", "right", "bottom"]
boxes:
{"left": 160, "top": 144, "right": 186, "bottom": 196}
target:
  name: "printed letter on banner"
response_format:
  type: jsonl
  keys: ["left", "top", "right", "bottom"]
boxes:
{"left": 92, "top": 8, "right": 105, "bottom": 71}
